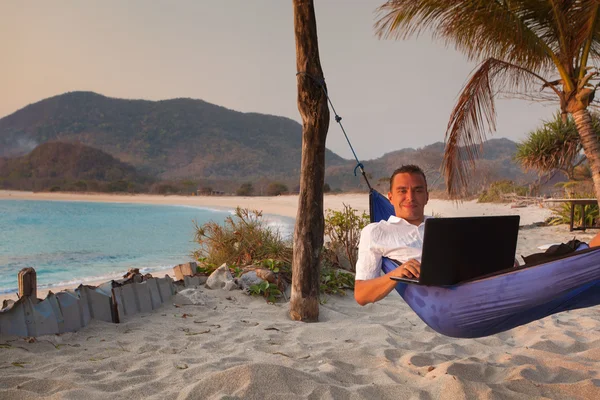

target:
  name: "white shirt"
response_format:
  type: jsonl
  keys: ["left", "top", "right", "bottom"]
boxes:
{"left": 355, "top": 215, "right": 429, "bottom": 280}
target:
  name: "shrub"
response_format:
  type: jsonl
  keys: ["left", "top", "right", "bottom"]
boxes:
{"left": 323, "top": 205, "right": 370, "bottom": 272}
{"left": 320, "top": 267, "right": 355, "bottom": 296}
{"left": 236, "top": 182, "right": 254, "bottom": 196}
{"left": 194, "top": 206, "right": 362, "bottom": 301}
{"left": 150, "top": 182, "right": 178, "bottom": 194}
{"left": 265, "top": 182, "right": 288, "bottom": 196}
{"left": 478, "top": 180, "right": 528, "bottom": 203}
{"left": 247, "top": 281, "right": 282, "bottom": 303}
{"left": 193, "top": 207, "right": 292, "bottom": 268}
{"left": 197, "top": 186, "right": 213, "bottom": 195}
{"left": 547, "top": 193, "right": 599, "bottom": 227}
{"left": 107, "top": 180, "right": 131, "bottom": 192}
{"left": 195, "top": 257, "right": 220, "bottom": 275}
{"left": 73, "top": 180, "right": 88, "bottom": 191}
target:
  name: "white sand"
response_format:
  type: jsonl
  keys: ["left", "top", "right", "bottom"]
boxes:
{"left": 1, "top": 191, "right": 599, "bottom": 399}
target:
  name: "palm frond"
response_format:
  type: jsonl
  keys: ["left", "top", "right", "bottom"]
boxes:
{"left": 443, "top": 58, "right": 557, "bottom": 197}
{"left": 514, "top": 112, "right": 582, "bottom": 175}
{"left": 374, "top": 0, "right": 555, "bottom": 72}
{"left": 575, "top": 2, "right": 600, "bottom": 77}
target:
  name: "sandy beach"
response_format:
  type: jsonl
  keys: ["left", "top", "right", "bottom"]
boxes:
{"left": 1, "top": 190, "right": 600, "bottom": 399}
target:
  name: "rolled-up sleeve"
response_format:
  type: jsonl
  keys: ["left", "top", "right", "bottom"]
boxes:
{"left": 355, "top": 224, "right": 382, "bottom": 280}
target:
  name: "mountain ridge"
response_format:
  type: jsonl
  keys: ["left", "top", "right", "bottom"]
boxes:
{"left": 0, "top": 91, "right": 534, "bottom": 192}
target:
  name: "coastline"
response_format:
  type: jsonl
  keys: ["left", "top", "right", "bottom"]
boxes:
{"left": 0, "top": 188, "right": 557, "bottom": 223}
{"left": 0, "top": 190, "right": 323, "bottom": 219}
{"left": 0, "top": 190, "right": 311, "bottom": 301}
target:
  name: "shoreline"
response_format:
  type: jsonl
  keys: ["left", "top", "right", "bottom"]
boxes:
{"left": 0, "top": 190, "right": 327, "bottom": 219}
{"left": 0, "top": 190, "right": 312, "bottom": 301}
{"left": 0, "top": 188, "right": 556, "bottom": 223}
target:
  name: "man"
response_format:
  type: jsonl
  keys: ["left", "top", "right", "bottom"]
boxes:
{"left": 354, "top": 165, "right": 428, "bottom": 306}
{"left": 354, "top": 165, "right": 600, "bottom": 306}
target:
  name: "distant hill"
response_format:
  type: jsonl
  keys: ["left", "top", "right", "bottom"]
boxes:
{"left": 324, "top": 138, "right": 537, "bottom": 193}
{"left": 0, "top": 91, "right": 347, "bottom": 185}
{"left": 0, "top": 91, "right": 536, "bottom": 193}
{"left": 0, "top": 142, "right": 153, "bottom": 192}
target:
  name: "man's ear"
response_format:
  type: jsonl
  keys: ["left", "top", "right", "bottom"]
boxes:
{"left": 387, "top": 191, "right": 393, "bottom": 202}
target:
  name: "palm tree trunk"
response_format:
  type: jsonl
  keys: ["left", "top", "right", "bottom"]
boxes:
{"left": 572, "top": 108, "right": 600, "bottom": 203}
{"left": 290, "top": 0, "right": 329, "bottom": 322}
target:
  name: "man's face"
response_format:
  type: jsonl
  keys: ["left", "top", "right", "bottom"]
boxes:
{"left": 388, "top": 172, "right": 429, "bottom": 225}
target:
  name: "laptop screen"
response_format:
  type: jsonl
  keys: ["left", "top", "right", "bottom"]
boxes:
{"left": 418, "top": 216, "right": 520, "bottom": 286}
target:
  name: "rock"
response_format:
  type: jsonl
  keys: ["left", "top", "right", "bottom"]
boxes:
{"left": 240, "top": 267, "right": 277, "bottom": 283}
{"left": 120, "top": 268, "right": 144, "bottom": 284}
{"left": 224, "top": 280, "right": 240, "bottom": 291}
{"left": 183, "top": 275, "right": 208, "bottom": 288}
{"left": 238, "top": 271, "right": 265, "bottom": 293}
{"left": 254, "top": 268, "right": 277, "bottom": 284}
{"left": 173, "top": 262, "right": 198, "bottom": 281}
{"left": 205, "top": 264, "right": 234, "bottom": 289}
{"left": 123, "top": 268, "right": 140, "bottom": 278}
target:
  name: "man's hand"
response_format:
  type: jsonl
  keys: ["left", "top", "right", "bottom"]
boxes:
{"left": 354, "top": 259, "right": 421, "bottom": 306}
{"left": 389, "top": 259, "right": 421, "bottom": 279}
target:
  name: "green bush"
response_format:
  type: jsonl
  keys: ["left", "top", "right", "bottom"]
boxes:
{"left": 197, "top": 186, "right": 213, "bottom": 195}
{"left": 478, "top": 180, "right": 528, "bottom": 203}
{"left": 195, "top": 257, "right": 220, "bottom": 275}
{"left": 193, "top": 206, "right": 363, "bottom": 301}
{"left": 323, "top": 205, "right": 370, "bottom": 272}
{"left": 265, "top": 182, "right": 288, "bottom": 196}
{"left": 236, "top": 182, "right": 254, "bottom": 196}
{"left": 320, "top": 267, "right": 355, "bottom": 296}
{"left": 247, "top": 281, "right": 282, "bottom": 303}
{"left": 107, "top": 180, "right": 131, "bottom": 193}
{"left": 547, "top": 194, "right": 599, "bottom": 227}
{"left": 193, "top": 207, "right": 292, "bottom": 268}
{"left": 73, "top": 180, "right": 88, "bottom": 191}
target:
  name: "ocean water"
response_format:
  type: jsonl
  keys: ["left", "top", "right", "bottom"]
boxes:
{"left": 0, "top": 200, "right": 294, "bottom": 294}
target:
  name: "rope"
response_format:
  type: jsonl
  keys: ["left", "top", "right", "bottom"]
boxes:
{"left": 296, "top": 71, "right": 373, "bottom": 191}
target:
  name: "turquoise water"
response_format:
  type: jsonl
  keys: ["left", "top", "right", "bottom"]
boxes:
{"left": 0, "top": 200, "right": 294, "bottom": 294}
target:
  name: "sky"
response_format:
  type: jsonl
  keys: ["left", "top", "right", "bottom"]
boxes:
{"left": 1, "top": 0, "right": 558, "bottom": 161}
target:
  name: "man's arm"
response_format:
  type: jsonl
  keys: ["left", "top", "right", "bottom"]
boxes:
{"left": 354, "top": 259, "right": 420, "bottom": 306}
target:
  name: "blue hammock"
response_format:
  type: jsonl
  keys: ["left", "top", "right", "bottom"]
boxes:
{"left": 369, "top": 189, "right": 600, "bottom": 338}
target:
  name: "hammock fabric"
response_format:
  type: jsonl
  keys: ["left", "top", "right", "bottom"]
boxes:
{"left": 369, "top": 189, "right": 600, "bottom": 338}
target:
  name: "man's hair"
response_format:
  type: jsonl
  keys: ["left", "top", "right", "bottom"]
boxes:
{"left": 389, "top": 165, "right": 428, "bottom": 191}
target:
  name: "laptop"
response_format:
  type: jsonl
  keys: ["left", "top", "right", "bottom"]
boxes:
{"left": 390, "top": 215, "right": 520, "bottom": 286}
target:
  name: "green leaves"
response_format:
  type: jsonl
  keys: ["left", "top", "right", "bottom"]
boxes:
{"left": 248, "top": 281, "right": 282, "bottom": 303}
{"left": 478, "top": 180, "right": 528, "bottom": 203}
{"left": 320, "top": 268, "right": 354, "bottom": 296}
{"left": 548, "top": 192, "right": 599, "bottom": 226}
{"left": 323, "top": 205, "right": 370, "bottom": 271}
{"left": 515, "top": 111, "right": 600, "bottom": 179}
{"left": 193, "top": 207, "right": 292, "bottom": 268}
{"left": 260, "top": 258, "right": 283, "bottom": 273}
